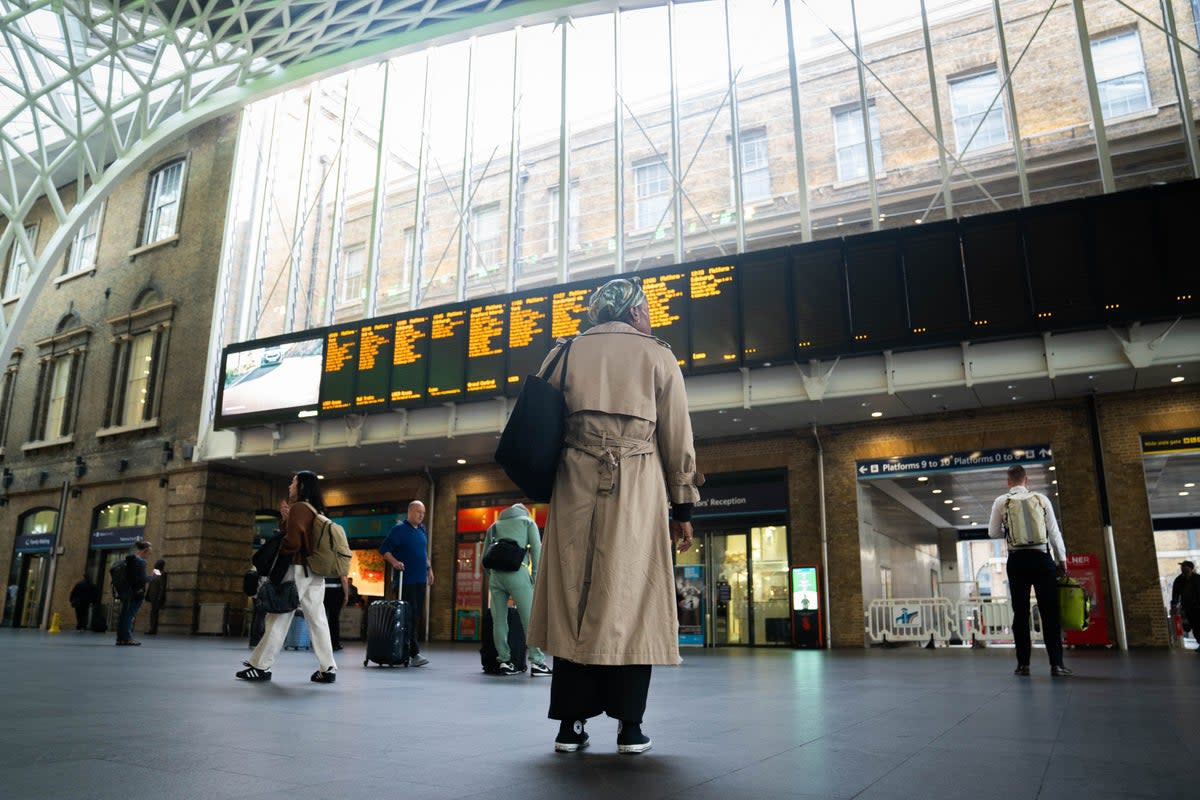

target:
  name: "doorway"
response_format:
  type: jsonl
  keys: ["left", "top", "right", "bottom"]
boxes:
{"left": 676, "top": 526, "right": 790, "bottom": 646}
{"left": 4, "top": 554, "right": 51, "bottom": 628}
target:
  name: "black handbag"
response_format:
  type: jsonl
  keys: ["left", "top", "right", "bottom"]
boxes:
{"left": 254, "top": 579, "right": 300, "bottom": 614}
{"left": 252, "top": 530, "right": 291, "bottom": 585}
{"left": 482, "top": 539, "right": 526, "bottom": 572}
{"left": 494, "top": 339, "right": 572, "bottom": 502}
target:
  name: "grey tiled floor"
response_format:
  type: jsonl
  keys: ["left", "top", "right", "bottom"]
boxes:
{"left": 1, "top": 629, "right": 1196, "bottom": 799}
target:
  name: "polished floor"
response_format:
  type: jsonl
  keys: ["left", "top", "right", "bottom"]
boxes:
{"left": 0, "top": 629, "right": 1196, "bottom": 800}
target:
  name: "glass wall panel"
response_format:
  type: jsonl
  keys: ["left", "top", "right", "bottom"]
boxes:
{"left": 998, "top": 1, "right": 1099, "bottom": 205}
{"left": 418, "top": 42, "right": 471, "bottom": 306}
{"left": 620, "top": 6, "right": 676, "bottom": 271}
{"left": 514, "top": 23, "right": 563, "bottom": 288}
{"left": 674, "top": 0, "right": 737, "bottom": 262}
{"left": 376, "top": 52, "right": 429, "bottom": 316}
{"left": 254, "top": 91, "right": 306, "bottom": 337}
{"left": 464, "top": 32, "right": 516, "bottom": 300}
{"left": 729, "top": 0, "right": 802, "bottom": 250}
{"left": 564, "top": 13, "right": 617, "bottom": 280}
{"left": 298, "top": 79, "right": 351, "bottom": 329}
{"left": 1086, "top": 0, "right": 1193, "bottom": 188}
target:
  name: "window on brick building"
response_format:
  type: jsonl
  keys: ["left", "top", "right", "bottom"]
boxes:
{"left": 548, "top": 183, "right": 580, "bottom": 253}
{"left": 140, "top": 160, "right": 186, "bottom": 246}
{"left": 101, "top": 293, "right": 173, "bottom": 433}
{"left": 736, "top": 128, "right": 771, "bottom": 203}
{"left": 1091, "top": 29, "right": 1152, "bottom": 121}
{"left": 1193, "top": 1, "right": 1200, "bottom": 48}
{"left": 832, "top": 104, "right": 883, "bottom": 182}
{"left": 28, "top": 316, "right": 88, "bottom": 445}
{"left": 3, "top": 224, "right": 38, "bottom": 298}
{"left": 468, "top": 203, "right": 503, "bottom": 276}
{"left": 339, "top": 246, "right": 366, "bottom": 305}
{"left": 949, "top": 70, "right": 1009, "bottom": 155}
{"left": 634, "top": 157, "right": 673, "bottom": 231}
{"left": 65, "top": 204, "right": 104, "bottom": 275}
{"left": 0, "top": 359, "right": 17, "bottom": 452}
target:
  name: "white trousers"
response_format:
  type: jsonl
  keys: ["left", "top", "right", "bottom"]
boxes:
{"left": 249, "top": 565, "right": 337, "bottom": 672}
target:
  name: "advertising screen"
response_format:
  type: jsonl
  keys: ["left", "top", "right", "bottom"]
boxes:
{"left": 217, "top": 335, "right": 325, "bottom": 427}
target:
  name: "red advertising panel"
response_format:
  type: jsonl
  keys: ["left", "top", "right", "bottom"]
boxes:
{"left": 454, "top": 540, "right": 484, "bottom": 641}
{"left": 1065, "top": 553, "right": 1110, "bottom": 646}
{"left": 455, "top": 503, "right": 549, "bottom": 533}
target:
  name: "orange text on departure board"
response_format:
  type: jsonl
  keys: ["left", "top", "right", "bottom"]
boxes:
{"left": 358, "top": 322, "right": 391, "bottom": 371}
{"left": 644, "top": 273, "right": 685, "bottom": 329}
{"left": 509, "top": 296, "right": 547, "bottom": 348}
{"left": 393, "top": 316, "right": 428, "bottom": 367}
{"left": 690, "top": 264, "right": 734, "bottom": 299}
{"left": 468, "top": 304, "right": 505, "bottom": 358}
{"left": 323, "top": 329, "right": 356, "bottom": 374}
{"left": 552, "top": 288, "right": 590, "bottom": 338}
{"left": 432, "top": 309, "right": 466, "bottom": 339}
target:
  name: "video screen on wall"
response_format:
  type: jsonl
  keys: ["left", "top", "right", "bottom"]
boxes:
{"left": 217, "top": 334, "right": 325, "bottom": 427}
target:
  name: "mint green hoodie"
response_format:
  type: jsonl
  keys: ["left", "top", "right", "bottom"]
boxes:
{"left": 487, "top": 503, "right": 542, "bottom": 579}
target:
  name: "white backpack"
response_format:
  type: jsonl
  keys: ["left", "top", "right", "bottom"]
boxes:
{"left": 1004, "top": 491, "right": 1049, "bottom": 548}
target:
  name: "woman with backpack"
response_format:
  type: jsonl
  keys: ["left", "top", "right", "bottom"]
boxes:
{"left": 236, "top": 470, "right": 338, "bottom": 684}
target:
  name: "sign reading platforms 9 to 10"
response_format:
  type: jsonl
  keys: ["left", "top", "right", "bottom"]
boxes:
{"left": 217, "top": 262, "right": 751, "bottom": 428}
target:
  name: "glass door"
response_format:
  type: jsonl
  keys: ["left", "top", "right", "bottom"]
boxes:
{"left": 750, "top": 526, "right": 791, "bottom": 646}
{"left": 17, "top": 554, "right": 50, "bottom": 628}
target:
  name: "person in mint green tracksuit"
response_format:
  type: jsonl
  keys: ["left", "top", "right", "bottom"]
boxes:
{"left": 487, "top": 504, "right": 551, "bottom": 676}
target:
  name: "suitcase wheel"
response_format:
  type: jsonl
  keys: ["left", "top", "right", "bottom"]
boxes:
{"left": 363, "top": 659, "right": 368, "bottom": 667}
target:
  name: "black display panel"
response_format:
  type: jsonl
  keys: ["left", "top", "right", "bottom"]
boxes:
{"left": 427, "top": 307, "right": 468, "bottom": 400}
{"left": 355, "top": 320, "right": 393, "bottom": 411}
{"left": 1023, "top": 201, "right": 1093, "bottom": 329}
{"left": 319, "top": 327, "right": 359, "bottom": 414}
{"left": 845, "top": 232, "right": 907, "bottom": 348}
{"left": 216, "top": 333, "right": 325, "bottom": 428}
{"left": 390, "top": 313, "right": 429, "bottom": 407}
{"left": 688, "top": 262, "right": 739, "bottom": 372}
{"left": 465, "top": 302, "right": 507, "bottom": 397}
{"left": 1156, "top": 181, "right": 1197, "bottom": 316}
{"left": 505, "top": 291, "right": 552, "bottom": 395}
{"left": 739, "top": 248, "right": 792, "bottom": 366}
{"left": 1091, "top": 187, "right": 1159, "bottom": 321}
{"left": 643, "top": 270, "right": 690, "bottom": 369}
{"left": 901, "top": 220, "right": 968, "bottom": 343}
{"left": 792, "top": 241, "right": 850, "bottom": 358}
{"left": 960, "top": 211, "right": 1032, "bottom": 337}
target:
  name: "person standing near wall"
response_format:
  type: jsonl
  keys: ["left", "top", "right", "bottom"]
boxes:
{"left": 69, "top": 573, "right": 98, "bottom": 631}
{"left": 379, "top": 500, "right": 434, "bottom": 668}
{"left": 987, "top": 464, "right": 1071, "bottom": 677}
{"left": 116, "top": 541, "right": 155, "bottom": 646}
{"left": 528, "top": 278, "right": 702, "bottom": 754}
{"left": 144, "top": 559, "right": 168, "bottom": 635}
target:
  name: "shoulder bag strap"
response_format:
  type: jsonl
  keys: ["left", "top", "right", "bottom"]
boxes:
{"left": 538, "top": 338, "right": 573, "bottom": 390}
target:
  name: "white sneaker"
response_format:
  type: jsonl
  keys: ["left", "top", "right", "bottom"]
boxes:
{"left": 409, "top": 655, "right": 429, "bottom": 667}
{"left": 529, "top": 661, "right": 552, "bottom": 676}
{"left": 496, "top": 661, "right": 521, "bottom": 676}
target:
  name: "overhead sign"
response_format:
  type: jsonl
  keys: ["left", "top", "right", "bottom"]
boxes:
{"left": 90, "top": 526, "right": 144, "bottom": 550}
{"left": 1141, "top": 429, "right": 1200, "bottom": 455}
{"left": 14, "top": 533, "right": 55, "bottom": 554}
{"left": 856, "top": 445, "right": 1052, "bottom": 480}
{"left": 693, "top": 476, "right": 788, "bottom": 519}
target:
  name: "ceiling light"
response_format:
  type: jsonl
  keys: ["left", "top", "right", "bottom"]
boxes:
{"left": 971, "top": 521, "right": 978, "bottom": 526}
{"left": 316, "top": 474, "right": 325, "bottom": 480}
{"left": 718, "top": 409, "right": 726, "bottom": 414}
{"left": 870, "top": 411, "right": 883, "bottom": 418}
{"left": 456, "top": 458, "right": 467, "bottom": 465}
{"left": 1006, "top": 384, "right": 1015, "bottom": 390}
{"left": 1052, "top": 480, "right": 1058, "bottom": 485}
{"left": 917, "top": 476, "right": 928, "bottom": 482}
{"left": 1186, "top": 483, "right": 1195, "bottom": 488}
{"left": 951, "top": 506, "right": 960, "bottom": 511}
{"left": 1048, "top": 466, "right": 1056, "bottom": 471}
{"left": 732, "top": 417, "right": 742, "bottom": 423}
{"left": 748, "top": 426, "right": 758, "bottom": 431}
{"left": 930, "top": 393, "right": 941, "bottom": 399}
{"left": 1170, "top": 376, "right": 1185, "bottom": 383}
{"left": 931, "top": 489, "right": 942, "bottom": 494}
{"left": 944, "top": 499, "right": 953, "bottom": 505}
{"left": 1011, "top": 395, "right": 1021, "bottom": 401}
{"left": 962, "top": 514, "right": 971, "bottom": 519}
{"left": 1181, "top": 491, "right": 1191, "bottom": 497}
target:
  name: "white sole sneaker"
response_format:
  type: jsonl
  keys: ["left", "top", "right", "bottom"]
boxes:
{"left": 554, "top": 739, "right": 589, "bottom": 753}
{"left": 617, "top": 740, "right": 652, "bottom": 754}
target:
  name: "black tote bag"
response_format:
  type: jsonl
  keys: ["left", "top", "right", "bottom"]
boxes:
{"left": 494, "top": 339, "right": 572, "bottom": 502}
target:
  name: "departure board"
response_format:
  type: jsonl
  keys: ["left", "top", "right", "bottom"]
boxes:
{"left": 506, "top": 292, "right": 551, "bottom": 395}
{"left": 390, "top": 314, "right": 429, "bottom": 406}
{"left": 319, "top": 328, "right": 359, "bottom": 413}
{"left": 643, "top": 271, "right": 689, "bottom": 369}
{"left": 348, "top": 321, "right": 392, "bottom": 410}
{"left": 427, "top": 308, "right": 468, "bottom": 399}
{"left": 551, "top": 285, "right": 594, "bottom": 338}
{"left": 792, "top": 241, "right": 850, "bottom": 358}
{"left": 688, "top": 263, "right": 739, "bottom": 372}
{"left": 740, "top": 249, "right": 792, "bottom": 366}
{"left": 466, "top": 303, "right": 507, "bottom": 395}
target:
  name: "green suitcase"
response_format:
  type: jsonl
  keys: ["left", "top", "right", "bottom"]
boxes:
{"left": 1059, "top": 576, "right": 1091, "bottom": 632}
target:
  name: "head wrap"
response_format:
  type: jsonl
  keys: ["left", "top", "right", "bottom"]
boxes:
{"left": 585, "top": 278, "right": 646, "bottom": 328}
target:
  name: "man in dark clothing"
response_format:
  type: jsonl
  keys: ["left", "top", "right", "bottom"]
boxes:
{"left": 379, "top": 500, "right": 434, "bottom": 667}
{"left": 1171, "top": 560, "right": 1198, "bottom": 646}
{"left": 116, "top": 541, "right": 155, "bottom": 646}
{"left": 144, "top": 559, "right": 168, "bottom": 634}
{"left": 69, "top": 574, "right": 98, "bottom": 631}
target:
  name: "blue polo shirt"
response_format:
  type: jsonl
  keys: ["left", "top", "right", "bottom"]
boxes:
{"left": 379, "top": 520, "right": 428, "bottom": 585}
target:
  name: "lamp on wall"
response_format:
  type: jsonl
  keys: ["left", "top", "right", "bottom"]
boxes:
{"left": 161, "top": 440, "right": 174, "bottom": 465}
{"left": 38, "top": 470, "right": 49, "bottom": 485}
{"left": 118, "top": 459, "right": 129, "bottom": 473}
{"left": 74, "top": 456, "right": 87, "bottom": 479}
{"left": 2, "top": 467, "right": 12, "bottom": 489}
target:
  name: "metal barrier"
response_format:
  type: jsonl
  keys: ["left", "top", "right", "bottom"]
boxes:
{"left": 865, "top": 597, "right": 957, "bottom": 644}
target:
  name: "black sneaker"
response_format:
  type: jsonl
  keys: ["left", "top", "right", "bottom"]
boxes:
{"left": 1050, "top": 665, "right": 1074, "bottom": 678}
{"left": 554, "top": 720, "right": 589, "bottom": 753}
{"left": 617, "top": 721, "right": 652, "bottom": 754}
{"left": 496, "top": 661, "right": 521, "bottom": 676}
{"left": 311, "top": 668, "right": 336, "bottom": 684}
{"left": 236, "top": 662, "right": 271, "bottom": 682}
{"left": 1014, "top": 665, "right": 1030, "bottom": 676}
{"left": 529, "top": 661, "right": 552, "bottom": 677}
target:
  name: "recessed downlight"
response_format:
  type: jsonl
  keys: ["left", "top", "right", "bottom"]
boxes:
{"left": 962, "top": 514, "right": 971, "bottom": 519}
{"left": 316, "top": 474, "right": 325, "bottom": 480}
{"left": 1181, "top": 491, "right": 1191, "bottom": 497}
{"left": 943, "top": 499, "right": 953, "bottom": 505}
{"left": 870, "top": 411, "right": 883, "bottom": 418}
{"left": 931, "top": 489, "right": 943, "bottom": 494}
{"left": 456, "top": 458, "right": 467, "bottom": 465}
{"left": 951, "top": 506, "right": 961, "bottom": 511}
{"left": 1171, "top": 376, "right": 1185, "bottom": 383}
{"left": 1186, "top": 483, "right": 1196, "bottom": 488}
{"left": 917, "top": 476, "right": 928, "bottom": 482}
{"left": 1048, "top": 466, "right": 1056, "bottom": 471}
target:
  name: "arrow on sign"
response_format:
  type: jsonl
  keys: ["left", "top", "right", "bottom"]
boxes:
{"left": 1038, "top": 448, "right": 1050, "bottom": 458}
{"left": 858, "top": 465, "right": 869, "bottom": 475}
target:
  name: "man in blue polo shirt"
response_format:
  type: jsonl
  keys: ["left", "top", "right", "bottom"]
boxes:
{"left": 379, "top": 500, "right": 434, "bottom": 667}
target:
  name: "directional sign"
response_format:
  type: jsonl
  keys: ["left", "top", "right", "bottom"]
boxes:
{"left": 1141, "top": 429, "right": 1200, "bottom": 455}
{"left": 855, "top": 445, "right": 1052, "bottom": 480}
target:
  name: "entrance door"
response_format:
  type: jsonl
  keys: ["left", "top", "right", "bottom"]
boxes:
{"left": 16, "top": 554, "right": 50, "bottom": 628}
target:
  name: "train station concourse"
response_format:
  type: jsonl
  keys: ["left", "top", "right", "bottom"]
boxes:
{"left": 1, "top": 6, "right": 1200, "bottom": 791}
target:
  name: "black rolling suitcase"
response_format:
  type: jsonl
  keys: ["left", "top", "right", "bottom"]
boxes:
{"left": 364, "top": 599, "right": 410, "bottom": 667}
{"left": 480, "top": 606, "right": 527, "bottom": 674}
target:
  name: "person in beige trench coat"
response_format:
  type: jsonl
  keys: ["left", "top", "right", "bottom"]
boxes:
{"left": 528, "top": 277, "right": 702, "bottom": 755}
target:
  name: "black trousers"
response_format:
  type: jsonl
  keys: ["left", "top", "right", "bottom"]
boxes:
{"left": 323, "top": 585, "right": 345, "bottom": 648}
{"left": 1007, "top": 547, "right": 1064, "bottom": 668}
{"left": 548, "top": 658, "right": 651, "bottom": 723}
{"left": 73, "top": 604, "right": 89, "bottom": 630}
{"left": 401, "top": 582, "right": 425, "bottom": 657}
{"left": 146, "top": 603, "right": 162, "bottom": 634}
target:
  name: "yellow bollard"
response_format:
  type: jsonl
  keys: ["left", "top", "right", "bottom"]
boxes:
{"left": 48, "top": 612, "right": 62, "bottom": 633}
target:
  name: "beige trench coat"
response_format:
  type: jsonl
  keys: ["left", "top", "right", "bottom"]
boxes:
{"left": 527, "top": 321, "right": 702, "bottom": 665}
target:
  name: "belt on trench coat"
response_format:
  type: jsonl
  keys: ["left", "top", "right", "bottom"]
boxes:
{"left": 563, "top": 431, "right": 655, "bottom": 495}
